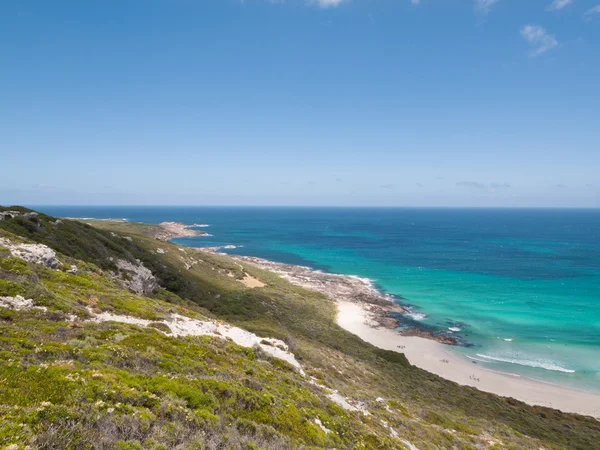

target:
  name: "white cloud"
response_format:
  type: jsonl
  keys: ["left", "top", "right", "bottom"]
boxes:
{"left": 475, "top": 0, "right": 499, "bottom": 14}
{"left": 457, "top": 181, "right": 487, "bottom": 190}
{"left": 457, "top": 181, "right": 512, "bottom": 191}
{"left": 520, "top": 25, "right": 558, "bottom": 57}
{"left": 584, "top": 5, "right": 600, "bottom": 18}
{"left": 547, "top": 0, "right": 573, "bottom": 10}
{"left": 312, "top": 0, "right": 347, "bottom": 8}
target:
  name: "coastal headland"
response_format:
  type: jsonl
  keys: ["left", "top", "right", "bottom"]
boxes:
{"left": 81, "top": 219, "right": 210, "bottom": 241}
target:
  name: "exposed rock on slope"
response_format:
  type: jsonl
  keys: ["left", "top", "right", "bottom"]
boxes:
{"left": 0, "top": 295, "right": 47, "bottom": 311}
{"left": 0, "top": 237, "right": 62, "bottom": 269}
{"left": 113, "top": 258, "right": 158, "bottom": 295}
{"left": 0, "top": 210, "right": 39, "bottom": 221}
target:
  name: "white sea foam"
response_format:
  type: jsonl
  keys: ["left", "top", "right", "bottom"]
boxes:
{"left": 448, "top": 327, "right": 461, "bottom": 332}
{"left": 504, "top": 338, "right": 513, "bottom": 342}
{"left": 403, "top": 310, "right": 427, "bottom": 321}
{"left": 66, "top": 217, "right": 128, "bottom": 222}
{"left": 211, "top": 244, "right": 241, "bottom": 251}
{"left": 347, "top": 275, "right": 374, "bottom": 287}
{"left": 466, "top": 355, "right": 491, "bottom": 364}
{"left": 475, "top": 354, "right": 575, "bottom": 373}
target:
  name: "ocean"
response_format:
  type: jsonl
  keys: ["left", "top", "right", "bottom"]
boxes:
{"left": 34, "top": 206, "right": 600, "bottom": 392}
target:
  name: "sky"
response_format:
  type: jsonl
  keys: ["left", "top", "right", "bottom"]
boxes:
{"left": 1, "top": 0, "right": 599, "bottom": 207}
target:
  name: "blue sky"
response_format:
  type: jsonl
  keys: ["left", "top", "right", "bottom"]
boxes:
{"left": 1, "top": 0, "right": 598, "bottom": 207}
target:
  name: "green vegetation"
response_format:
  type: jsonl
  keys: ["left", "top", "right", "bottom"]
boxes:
{"left": 1, "top": 206, "right": 599, "bottom": 449}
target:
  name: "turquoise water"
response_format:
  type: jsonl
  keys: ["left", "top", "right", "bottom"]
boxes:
{"left": 36, "top": 206, "right": 600, "bottom": 392}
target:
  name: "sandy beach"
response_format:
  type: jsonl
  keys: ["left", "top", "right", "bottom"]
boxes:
{"left": 236, "top": 255, "right": 600, "bottom": 418}
{"left": 337, "top": 300, "right": 600, "bottom": 418}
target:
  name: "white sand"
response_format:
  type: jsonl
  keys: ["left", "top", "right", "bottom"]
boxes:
{"left": 234, "top": 262, "right": 266, "bottom": 289}
{"left": 337, "top": 300, "right": 600, "bottom": 418}
{"left": 239, "top": 273, "right": 266, "bottom": 289}
{"left": 86, "top": 309, "right": 303, "bottom": 374}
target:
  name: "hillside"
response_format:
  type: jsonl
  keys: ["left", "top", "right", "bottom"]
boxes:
{"left": 1, "top": 206, "right": 599, "bottom": 450}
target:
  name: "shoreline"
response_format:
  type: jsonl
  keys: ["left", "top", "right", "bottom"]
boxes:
{"left": 337, "top": 300, "right": 600, "bottom": 418}
{"left": 235, "top": 255, "right": 458, "bottom": 345}
{"left": 234, "top": 254, "right": 600, "bottom": 418}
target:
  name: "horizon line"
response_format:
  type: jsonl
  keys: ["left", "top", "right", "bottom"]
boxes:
{"left": 16, "top": 204, "right": 600, "bottom": 210}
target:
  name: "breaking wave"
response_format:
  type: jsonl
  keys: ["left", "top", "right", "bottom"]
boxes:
{"left": 403, "top": 309, "right": 427, "bottom": 321}
{"left": 475, "top": 354, "right": 575, "bottom": 373}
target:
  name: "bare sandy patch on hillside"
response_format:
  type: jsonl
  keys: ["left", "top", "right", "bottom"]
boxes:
{"left": 239, "top": 273, "right": 265, "bottom": 289}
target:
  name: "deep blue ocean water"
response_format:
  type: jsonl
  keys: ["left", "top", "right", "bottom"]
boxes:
{"left": 34, "top": 206, "right": 600, "bottom": 392}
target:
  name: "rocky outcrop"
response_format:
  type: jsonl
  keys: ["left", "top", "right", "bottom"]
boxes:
{"left": 0, "top": 211, "right": 39, "bottom": 221}
{"left": 0, "top": 211, "right": 22, "bottom": 221}
{"left": 154, "top": 222, "right": 209, "bottom": 241}
{"left": 113, "top": 258, "right": 158, "bottom": 296}
{"left": 0, "top": 237, "right": 62, "bottom": 269}
{"left": 0, "top": 295, "right": 47, "bottom": 311}
{"left": 236, "top": 256, "right": 403, "bottom": 310}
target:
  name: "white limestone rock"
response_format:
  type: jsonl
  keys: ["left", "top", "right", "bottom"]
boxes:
{"left": 114, "top": 258, "right": 158, "bottom": 296}
{"left": 0, "top": 295, "right": 47, "bottom": 312}
{"left": 0, "top": 237, "right": 62, "bottom": 269}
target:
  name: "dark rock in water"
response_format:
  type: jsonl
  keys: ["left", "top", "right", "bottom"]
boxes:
{"left": 372, "top": 315, "right": 402, "bottom": 329}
